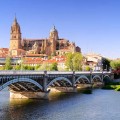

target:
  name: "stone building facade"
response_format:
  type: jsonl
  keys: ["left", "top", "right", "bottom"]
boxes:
{"left": 9, "top": 18, "right": 81, "bottom": 56}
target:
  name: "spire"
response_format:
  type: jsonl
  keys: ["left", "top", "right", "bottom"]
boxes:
{"left": 53, "top": 25, "right": 55, "bottom": 30}
{"left": 11, "top": 16, "right": 21, "bottom": 34}
{"left": 14, "top": 14, "right": 17, "bottom": 22}
{"left": 13, "top": 14, "right": 18, "bottom": 26}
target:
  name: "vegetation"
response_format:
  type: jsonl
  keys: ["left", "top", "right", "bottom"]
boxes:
{"left": 65, "top": 52, "right": 83, "bottom": 71}
{"left": 0, "top": 66, "right": 4, "bottom": 70}
{"left": 102, "top": 84, "right": 120, "bottom": 91}
{"left": 35, "top": 62, "right": 58, "bottom": 71}
{"left": 110, "top": 60, "right": 120, "bottom": 78}
{"left": 14, "top": 65, "right": 21, "bottom": 70}
{"left": 23, "top": 65, "right": 35, "bottom": 70}
{"left": 37, "top": 63, "right": 49, "bottom": 70}
{"left": 110, "top": 59, "right": 120, "bottom": 70}
{"left": 85, "top": 66, "right": 91, "bottom": 71}
{"left": 102, "top": 58, "right": 111, "bottom": 71}
{"left": 4, "top": 57, "right": 13, "bottom": 70}
{"left": 49, "top": 62, "right": 58, "bottom": 71}
{"left": 102, "top": 81, "right": 120, "bottom": 91}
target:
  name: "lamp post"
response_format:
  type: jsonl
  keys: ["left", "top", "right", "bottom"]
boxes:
{"left": 109, "top": 67, "right": 112, "bottom": 72}
{"left": 101, "top": 63, "right": 103, "bottom": 72}
{"left": 20, "top": 53, "right": 23, "bottom": 71}
{"left": 95, "top": 65, "right": 96, "bottom": 71}
{"left": 106, "top": 65, "right": 107, "bottom": 71}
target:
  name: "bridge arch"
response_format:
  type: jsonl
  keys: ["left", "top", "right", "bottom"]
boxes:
{"left": 103, "top": 75, "right": 111, "bottom": 80}
{"left": 46, "top": 77, "right": 72, "bottom": 89}
{"left": 75, "top": 75, "right": 90, "bottom": 84}
{"left": 92, "top": 75, "right": 102, "bottom": 82}
{"left": 0, "top": 78, "right": 43, "bottom": 91}
{"left": 103, "top": 75, "right": 111, "bottom": 83}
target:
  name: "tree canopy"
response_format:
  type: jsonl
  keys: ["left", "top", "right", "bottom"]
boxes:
{"left": 110, "top": 60, "right": 120, "bottom": 70}
{"left": 110, "top": 60, "right": 120, "bottom": 79}
{"left": 102, "top": 58, "right": 111, "bottom": 71}
{"left": 49, "top": 62, "right": 58, "bottom": 71}
{"left": 4, "top": 57, "right": 12, "bottom": 70}
{"left": 65, "top": 52, "right": 83, "bottom": 71}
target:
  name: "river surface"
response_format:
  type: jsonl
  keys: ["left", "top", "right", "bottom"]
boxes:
{"left": 0, "top": 88, "right": 120, "bottom": 120}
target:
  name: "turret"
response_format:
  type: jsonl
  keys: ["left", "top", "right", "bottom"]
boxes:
{"left": 49, "top": 26, "right": 58, "bottom": 55}
{"left": 49, "top": 26, "right": 59, "bottom": 39}
{"left": 9, "top": 17, "right": 22, "bottom": 51}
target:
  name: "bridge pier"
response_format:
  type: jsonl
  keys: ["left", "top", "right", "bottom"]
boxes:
{"left": 49, "top": 86, "right": 77, "bottom": 93}
{"left": 92, "top": 82, "right": 104, "bottom": 88}
{"left": 77, "top": 84, "right": 92, "bottom": 89}
{"left": 10, "top": 90, "right": 49, "bottom": 99}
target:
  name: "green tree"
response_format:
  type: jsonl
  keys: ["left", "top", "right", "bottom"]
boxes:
{"left": 22, "top": 65, "right": 35, "bottom": 70}
{"left": 110, "top": 60, "right": 120, "bottom": 79}
{"left": 35, "top": 65, "right": 41, "bottom": 70}
{"left": 73, "top": 52, "right": 82, "bottom": 71}
{"left": 38, "top": 63, "right": 50, "bottom": 71}
{"left": 110, "top": 60, "right": 120, "bottom": 70}
{"left": 14, "top": 65, "right": 21, "bottom": 70}
{"left": 0, "top": 66, "right": 4, "bottom": 70}
{"left": 85, "top": 66, "right": 91, "bottom": 71}
{"left": 102, "top": 58, "right": 111, "bottom": 71}
{"left": 65, "top": 52, "right": 74, "bottom": 70}
{"left": 65, "top": 52, "right": 83, "bottom": 71}
{"left": 50, "top": 62, "right": 58, "bottom": 71}
{"left": 4, "top": 57, "right": 12, "bottom": 70}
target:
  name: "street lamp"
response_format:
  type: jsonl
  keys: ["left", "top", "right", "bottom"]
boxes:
{"left": 109, "top": 67, "right": 112, "bottom": 72}
{"left": 101, "top": 63, "right": 103, "bottom": 72}
{"left": 20, "top": 53, "right": 23, "bottom": 71}
{"left": 106, "top": 65, "right": 107, "bottom": 71}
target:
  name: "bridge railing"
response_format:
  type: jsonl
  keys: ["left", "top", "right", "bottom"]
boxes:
{"left": 0, "top": 70, "right": 44, "bottom": 75}
{"left": 0, "top": 70, "right": 112, "bottom": 75}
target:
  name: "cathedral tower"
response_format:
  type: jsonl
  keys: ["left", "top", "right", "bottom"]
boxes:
{"left": 49, "top": 26, "right": 58, "bottom": 55}
{"left": 9, "top": 17, "right": 22, "bottom": 51}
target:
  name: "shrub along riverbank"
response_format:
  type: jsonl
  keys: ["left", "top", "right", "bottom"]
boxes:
{"left": 102, "top": 81, "right": 120, "bottom": 91}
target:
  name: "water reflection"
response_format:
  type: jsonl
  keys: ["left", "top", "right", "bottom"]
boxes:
{"left": 7, "top": 99, "right": 49, "bottom": 120}
{"left": 1, "top": 89, "right": 120, "bottom": 120}
{"left": 2, "top": 92, "right": 83, "bottom": 120}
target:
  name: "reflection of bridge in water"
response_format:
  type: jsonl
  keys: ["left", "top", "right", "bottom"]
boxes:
{"left": 0, "top": 71, "right": 114, "bottom": 99}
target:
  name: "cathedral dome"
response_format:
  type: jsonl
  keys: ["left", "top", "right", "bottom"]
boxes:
{"left": 50, "top": 26, "right": 58, "bottom": 33}
{"left": 49, "top": 25, "right": 59, "bottom": 39}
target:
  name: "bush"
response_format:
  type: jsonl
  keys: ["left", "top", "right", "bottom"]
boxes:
{"left": 85, "top": 66, "right": 90, "bottom": 71}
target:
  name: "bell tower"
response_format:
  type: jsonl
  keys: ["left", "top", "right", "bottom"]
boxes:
{"left": 9, "top": 17, "right": 22, "bottom": 51}
{"left": 49, "top": 26, "right": 58, "bottom": 55}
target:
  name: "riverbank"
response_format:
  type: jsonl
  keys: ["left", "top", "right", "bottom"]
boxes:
{"left": 102, "top": 79, "right": 120, "bottom": 91}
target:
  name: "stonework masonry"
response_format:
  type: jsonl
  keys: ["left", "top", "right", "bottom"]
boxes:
{"left": 9, "top": 17, "right": 81, "bottom": 57}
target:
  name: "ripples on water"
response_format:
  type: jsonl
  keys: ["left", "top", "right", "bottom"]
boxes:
{"left": 1, "top": 88, "right": 120, "bottom": 120}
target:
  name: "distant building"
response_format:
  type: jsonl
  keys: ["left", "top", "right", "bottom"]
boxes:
{"left": 84, "top": 53, "right": 103, "bottom": 71}
{"left": 0, "top": 48, "right": 9, "bottom": 57}
{"left": 9, "top": 17, "right": 81, "bottom": 57}
{"left": 23, "top": 55, "right": 66, "bottom": 71}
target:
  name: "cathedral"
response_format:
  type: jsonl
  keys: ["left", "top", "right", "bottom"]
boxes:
{"left": 9, "top": 17, "right": 81, "bottom": 57}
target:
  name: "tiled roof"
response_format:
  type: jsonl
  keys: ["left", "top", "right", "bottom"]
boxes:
{"left": 23, "top": 55, "right": 66, "bottom": 64}
{"left": 25, "top": 54, "right": 47, "bottom": 57}
{"left": 0, "top": 48, "right": 9, "bottom": 57}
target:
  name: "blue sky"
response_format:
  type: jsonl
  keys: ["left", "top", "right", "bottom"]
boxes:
{"left": 0, "top": 0, "right": 120, "bottom": 59}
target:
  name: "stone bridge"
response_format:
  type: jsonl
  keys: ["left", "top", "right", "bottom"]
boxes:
{"left": 0, "top": 70, "right": 113, "bottom": 99}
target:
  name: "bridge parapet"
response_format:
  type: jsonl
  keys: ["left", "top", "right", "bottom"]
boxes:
{"left": 0, "top": 70, "right": 44, "bottom": 75}
{"left": 0, "top": 70, "right": 112, "bottom": 75}
{"left": 0, "top": 70, "right": 113, "bottom": 94}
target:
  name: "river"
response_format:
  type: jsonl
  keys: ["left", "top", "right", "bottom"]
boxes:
{"left": 0, "top": 88, "right": 120, "bottom": 120}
